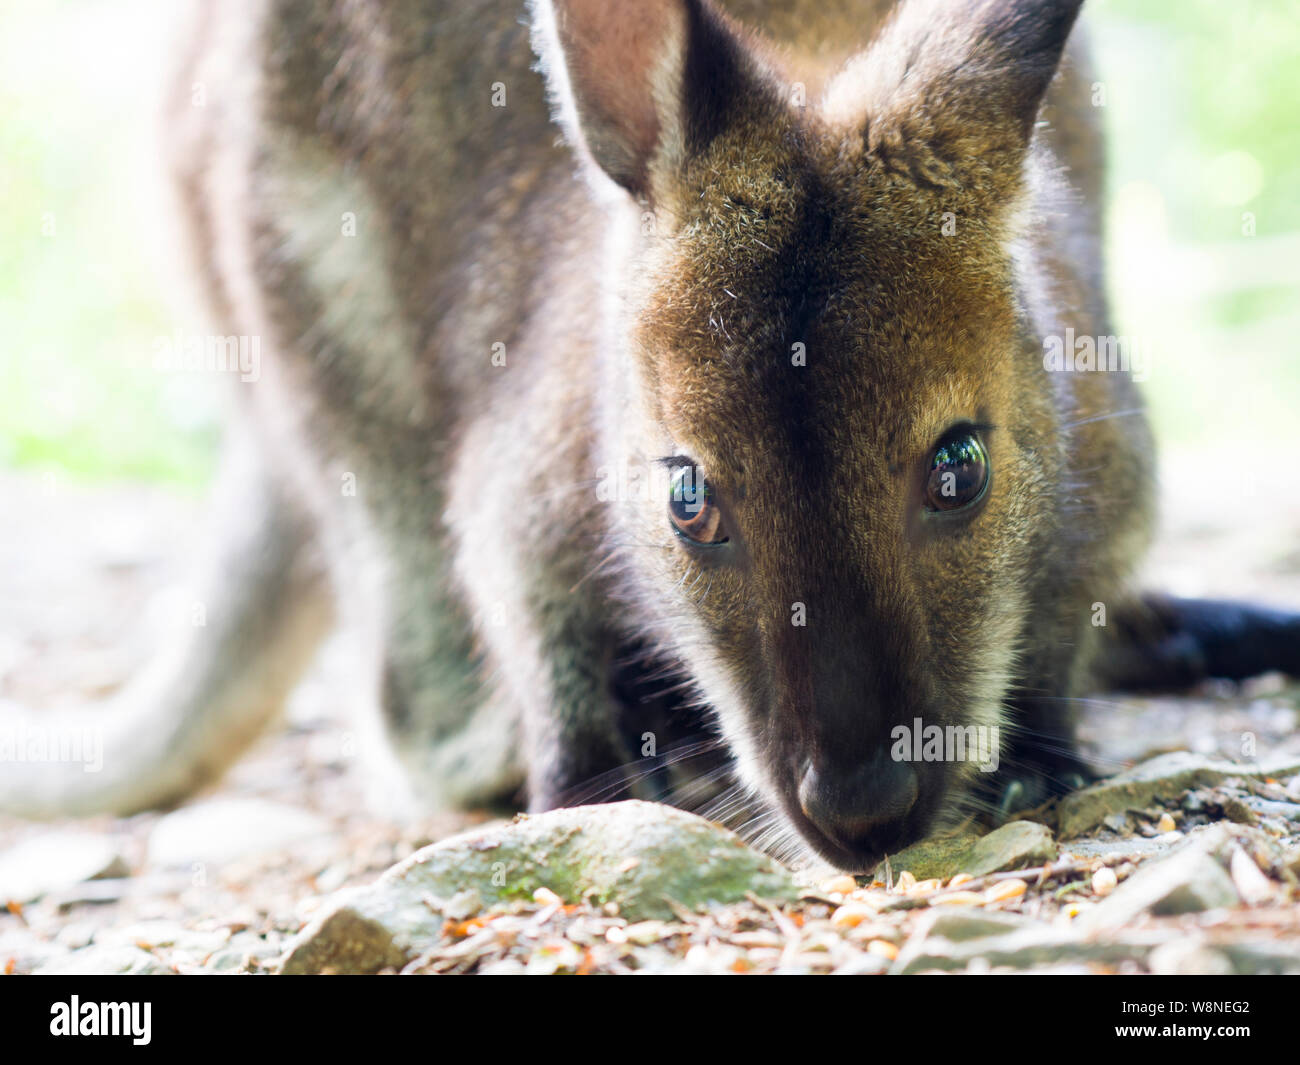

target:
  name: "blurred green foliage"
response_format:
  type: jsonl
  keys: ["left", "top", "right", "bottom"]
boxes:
{"left": 1, "top": 0, "right": 1296, "bottom": 487}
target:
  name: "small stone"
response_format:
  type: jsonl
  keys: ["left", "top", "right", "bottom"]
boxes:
{"left": 0, "top": 833, "right": 128, "bottom": 904}
{"left": 956, "top": 822, "right": 1058, "bottom": 877}
{"left": 624, "top": 921, "right": 672, "bottom": 946}
{"left": 1147, "top": 939, "right": 1234, "bottom": 975}
{"left": 33, "top": 945, "right": 172, "bottom": 976}
{"left": 96, "top": 920, "right": 186, "bottom": 950}
{"left": 921, "top": 909, "right": 1034, "bottom": 942}
{"left": 834, "top": 953, "right": 890, "bottom": 975}
{"left": 441, "top": 888, "right": 483, "bottom": 921}
{"left": 881, "top": 821, "right": 1057, "bottom": 882}
{"left": 1102, "top": 813, "right": 1130, "bottom": 833}
{"left": 148, "top": 798, "right": 331, "bottom": 867}
{"left": 1228, "top": 847, "right": 1274, "bottom": 905}
{"left": 54, "top": 921, "right": 97, "bottom": 950}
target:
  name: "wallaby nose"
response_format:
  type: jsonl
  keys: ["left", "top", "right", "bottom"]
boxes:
{"left": 798, "top": 754, "right": 918, "bottom": 856}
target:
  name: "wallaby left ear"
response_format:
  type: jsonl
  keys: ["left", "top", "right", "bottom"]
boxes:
{"left": 825, "top": 0, "right": 1085, "bottom": 192}
{"left": 532, "top": 0, "right": 763, "bottom": 199}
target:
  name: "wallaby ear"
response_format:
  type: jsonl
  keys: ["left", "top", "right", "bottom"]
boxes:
{"left": 825, "top": 0, "right": 1084, "bottom": 192}
{"left": 532, "top": 0, "right": 756, "bottom": 198}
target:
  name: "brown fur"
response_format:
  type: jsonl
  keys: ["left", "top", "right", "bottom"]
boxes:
{"left": 1, "top": 0, "right": 1162, "bottom": 871}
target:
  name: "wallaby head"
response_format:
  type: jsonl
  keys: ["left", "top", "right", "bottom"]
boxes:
{"left": 538, "top": 0, "right": 1088, "bottom": 867}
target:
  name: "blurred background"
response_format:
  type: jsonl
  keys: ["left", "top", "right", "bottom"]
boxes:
{"left": 1, "top": 0, "right": 1298, "bottom": 707}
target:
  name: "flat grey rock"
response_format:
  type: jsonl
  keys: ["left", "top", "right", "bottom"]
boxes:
{"left": 1077, "top": 837, "right": 1240, "bottom": 933}
{"left": 147, "top": 797, "right": 332, "bottom": 867}
{"left": 33, "top": 945, "right": 172, "bottom": 975}
{"left": 1058, "top": 751, "right": 1300, "bottom": 839}
{"left": 0, "top": 832, "right": 128, "bottom": 904}
{"left": 891, "top": 927, "right": 1158, "bottom": 975}
{"left": 279, "top": 800, "right": 797, "bottom": 975}
{"left": 919, "top": 908, "right": 1038, "bottom": 942}
{"left": 880, "top": 820, "right": 1058, "bottom": 881}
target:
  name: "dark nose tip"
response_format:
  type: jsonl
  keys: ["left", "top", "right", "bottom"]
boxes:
{"left": 798, "top": 754, "right": 918, "bottom": 855}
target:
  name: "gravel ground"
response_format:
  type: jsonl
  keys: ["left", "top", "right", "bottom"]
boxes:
{"left": 1, "top": 463, "right": 1299, "bottom": 975}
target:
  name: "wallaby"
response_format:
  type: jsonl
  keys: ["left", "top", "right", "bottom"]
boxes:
{"left": 4, "top": 0, "right": 1298, "bottom": 871}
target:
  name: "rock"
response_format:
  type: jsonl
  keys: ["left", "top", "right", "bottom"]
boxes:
{"left": 147, "top": 798, "right": 332, "bottom": 867}
{"left": 877, "top": 833, "right": 982, "bottom": 881}
{"left": 891, "top": 926, "right": 1153, "bottom": 975}
{"left": 834, "top": 953, "right": 891, "bottom": 975}
{"left": 203, "top": 931, "right": 278, "bottom": 973}
{"left": 279, "top": 800, "right": 797, "bottom": 975}
{"left": 881, "top": 821, "right": 1058, "bottom": 881}
{"left": 1181, "top": 821, "right": 1287, "bottom": 872}
{"left": 1065, "top": 835, "right": 1181, "bottom": 862}
{"left": 1228, "top": 846, "right": 1275, "bottom": 905}
{"left": 1057, "top": 751, "right": 1300, "bottom": 839}
{"left": 1219, "top": 942, "right": 1300, "bottom": 975}
{"left": 0, "top": 832, "right": 128, "bottom": 904}
{"left": 1078, "top": 843, "right": 1239, "bottom": 933}
{"left": 33, "top": 945, "right": 172, "bottom": 975}
{"left": 961, "top": 822, "right": 1059, "bottom": 875}
{"left": 917, "top": 908, "right": 1035, "bottom": 942}
{"left": 96, "top": 920, "right": 187, "bottom": 950}
{"left": 1148, "top": 939, "right": 1234, "bottom": 975}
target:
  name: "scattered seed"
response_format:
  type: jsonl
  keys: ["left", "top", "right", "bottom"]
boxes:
{"left": 532, "top": 886, "right": 563, "bottom": 907}
{"left": 894, "top": 870, "right": 917, "bottom": 894}
{"left": 947, "top": 873, "right": 974, "bottom": 887}
{"left": 931, "top": 891, "right": 985, "bottom": 906}
{"left": 867, "top": 939, "right": 899, "bottom": 960}
{"left": 821, "top": 875, "right": 858, "bottom": 895}
{"left": 1092, "top": 867, "right": 1118, "bottom": 897}
{"left": 985, "top": 879, "right": 1027, "bottom": 903}
{"left": 1157, "top": 813, "right": 1177, "bottom": 833}
{"left": 830, "top": 904, "right": 876, "bottom": 929}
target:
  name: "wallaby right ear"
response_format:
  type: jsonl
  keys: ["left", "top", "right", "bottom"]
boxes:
{"left": 532, "top": 0, "right": 758, "bottom": 198}
{"left": 824, "top": 0, "right": 1085, "bottom": 195}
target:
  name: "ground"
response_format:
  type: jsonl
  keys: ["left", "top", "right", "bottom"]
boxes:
{"left": 1, "top": 464, "right": 1298, "bottom": 975}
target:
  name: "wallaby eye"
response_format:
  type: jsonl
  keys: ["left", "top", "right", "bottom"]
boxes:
{"left": 668, "top": 466, "right": 727, "bottom": 545}
{"left": 924, "top": 431, "right": 989, "bottom": 512}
